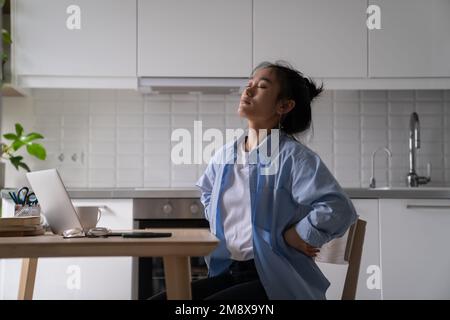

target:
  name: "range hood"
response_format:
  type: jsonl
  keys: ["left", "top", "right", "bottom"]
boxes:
{"left": 138, "top": 77, "right": 247, "bottom": 94}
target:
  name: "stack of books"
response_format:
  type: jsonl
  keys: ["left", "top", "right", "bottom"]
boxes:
{"left": 0, "top": 216, "right": 45, "bottom": 237}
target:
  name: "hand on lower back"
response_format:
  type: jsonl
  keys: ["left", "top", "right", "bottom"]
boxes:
{"left": 283, "top": 226, "right": 320, "bottom": 257}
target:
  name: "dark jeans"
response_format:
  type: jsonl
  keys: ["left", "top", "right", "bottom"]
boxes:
{"left": 149, "top": 259, "right": 269, "bottom": 300}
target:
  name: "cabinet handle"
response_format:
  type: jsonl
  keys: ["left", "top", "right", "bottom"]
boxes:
{"left": 406, "top": 204, "right": 450, "bottom": 210}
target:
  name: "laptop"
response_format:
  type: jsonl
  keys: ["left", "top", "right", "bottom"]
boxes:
{"left": 26, "top": 169, "right": 83, "bottom": 235}
{"left": 26, "top": 168, "right": 172, "bottom": 238}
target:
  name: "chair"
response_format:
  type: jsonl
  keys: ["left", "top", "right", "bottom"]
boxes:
{"left": 314, "top": 218, "right": 367, "bottom": 300}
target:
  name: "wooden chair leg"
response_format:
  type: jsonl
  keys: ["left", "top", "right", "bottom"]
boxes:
{"left": 18, "top": 258, "right": 38, "bottom": 300}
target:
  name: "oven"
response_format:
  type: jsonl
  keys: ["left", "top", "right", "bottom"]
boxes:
{"left": 132, "top": 198, "right": 210, "bottom": 300}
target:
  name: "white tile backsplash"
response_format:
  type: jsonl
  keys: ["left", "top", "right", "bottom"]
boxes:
{"left": 361, "top": 116, "right": 387, "bottom": 129}
{"left": 2, "top": 89, "right": 450, "bottom": 188}
{"left": 334, "top": 129, "right": 360, "bottom": 142}
{"left": 334, "top": 90, "right": 359, "bottom": 101}
{"left": 361, "top": 129, "right": 388, "bottom": 142}
{"left": 144, "top": 127, "right": 171, "bottom": 141}
{"left": 117, "top": 141, "right": 143, "bottom": 155}
{"left": 90, "top": 101, "right": 116, "bottom": 114}
{"left": 89, "top": 89, "right": 116, "bottom": 101}
{"left": 334, "top": 115, "right": 360, "bottom": 130}
{"left": 90, "top": 141, "right": 115, "bottom": 154}
{"left": 144, "top": 114, "right": 171, "bottom": 127}
{"left": 361, "top": 141, "right": 390, "bottom": 156}
{"left": 334, "top": 102, "right": 359, "bottom": 114}
{"left": 361, "top": 90, "right": 387, "bottom": 101}
{"left": 145, "top": 100, "right": 171, "bottom": 114}
{"left": 171, "top": 100, "right": 198, "bottom": 114}
{"left": 90, "top": 127, "right": 116, "bottom": 141}
{"left": 389, "top": 102, "right": 415, "bottom": 115}
{"left": 117, "top": 100, "right": 143, "bottom": 114}
{"left": 90, "top": 114, "right": 116, "bottom": 127}
{"left": 117, "top": 127, "right": 143, "bottom": 141}
{"left": 88, "top": 169, "right": 116, "bottom": 188}
{"left": 415, "top": 90, "right": 444, "bottom": 101}
{"left": 199, "top": 100, "right": 225, "bottom": 114}
{"left": 420, "top": 115, "right": 443, "bottom": 128}
{"left": 117, "top": 114, "right": 143, "bottom": 127}
{"left": 416, "top": 101, "right": 443, "bottom": 115}
{"left": 388, "top": 90, "right": 415, "bottom": 101}
{"left": 89, "top": 155, "right": 115, "bottom": 169}
{"left": 63, "top": 101, "right": 89, "bottom": 114}
{"left": 171, "top": 114, "right": 198, "bottom": 127}
{"left": 361, "top": 102, "right": 387, "bottom": 115}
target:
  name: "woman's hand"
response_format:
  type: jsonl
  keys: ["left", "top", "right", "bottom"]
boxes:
{"left": 283, "top": 226, "right": 320, "bottom": 257}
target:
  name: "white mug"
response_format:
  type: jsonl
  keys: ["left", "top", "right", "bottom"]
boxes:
{"left": 75, "top": 206, "right": 102, "bottom": 232}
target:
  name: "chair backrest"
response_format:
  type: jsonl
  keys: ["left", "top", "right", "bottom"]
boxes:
{"left": 314, "top": 218, "right": 367, "bottom": 300}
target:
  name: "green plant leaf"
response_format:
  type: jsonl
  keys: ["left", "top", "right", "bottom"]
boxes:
{"left": 10, "top": 155, "right": 23, "bottom": 161}
{"left": 27, "top": 143, "right": 47, "bottom": 160}
{"left": 26, "top": 132, "right": 44, "bottom": 139}
{"left": 22, "top": 132, "right": 44, "bottom": 144}
{"left": 15, "top": 123, "right": 24, "bottom": 137}
{"left": 12, "top": 140, "right": 25, "bottom": 151}
{"left": 9, "top": 156, "right": 21, "bottom": 169}
{"left": 0, "top": 0, "right": 6, "bottom": 9}
{"left": 18, "top": 162, "right": 31, "bottom": 172}
{"left": 2, "top": 29, "right": 12, "bottom": 44}
{"left": 3, "top": 133, "right": 17, "bottom": 140}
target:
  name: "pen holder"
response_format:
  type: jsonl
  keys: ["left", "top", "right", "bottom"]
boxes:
{"left": 14, "top": 204, "right": 41, "bottom": 217}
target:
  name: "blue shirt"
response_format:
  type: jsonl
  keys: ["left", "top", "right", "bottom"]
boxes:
{"left": 196, "top": 130, "right": 357, "bottom": 299}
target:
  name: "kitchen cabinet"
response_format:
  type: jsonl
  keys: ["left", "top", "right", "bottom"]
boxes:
{"left": 137, "top": 0, "right": 252, "bottom": 77}
{"left": 369, "top": 0, "right": 450, "bottom": 77}
{"left": 379, "top": 199, "right": 450, "bottom": 299}
{"left": 353, "top": 199, "right": 381, "bottom": 300}
{"left": 0, "top": 199, "right": 134, "bottom": 300}
{"left": 253, "top": 0, "right": 367, "bottom": 78}
{"left": 317, "top": 199, "right": 381, "bottom": 300}
{"left": 13, "top": 0, "right": 136, "bottom": 88}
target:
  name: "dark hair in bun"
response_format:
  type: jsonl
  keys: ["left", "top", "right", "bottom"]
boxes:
{"left": 252, "top": 60, "right": 323, "bottom": 135}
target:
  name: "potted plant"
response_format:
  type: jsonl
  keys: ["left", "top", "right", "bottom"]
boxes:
{"left": 0, "top": 124, "right": 47, "bottom": 217}
{"left": 1, "top": 123, "right": 46, "bottom": 171}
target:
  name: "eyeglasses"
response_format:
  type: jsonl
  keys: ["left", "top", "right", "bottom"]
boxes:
{"left": 62, "top": 227, "right": 111, "bottom": 238}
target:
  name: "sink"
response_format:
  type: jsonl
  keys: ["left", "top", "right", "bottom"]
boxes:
{"left": 369, "top": 186, "right": 450, "bottom": 191}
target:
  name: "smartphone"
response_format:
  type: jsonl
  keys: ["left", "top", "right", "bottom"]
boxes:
{"left": 120, "top": 231, "right": 172, "bottom": 238}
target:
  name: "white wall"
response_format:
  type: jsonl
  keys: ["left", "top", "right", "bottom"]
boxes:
{"left": 2, "top": 89, "right": 450, "bottom": 188}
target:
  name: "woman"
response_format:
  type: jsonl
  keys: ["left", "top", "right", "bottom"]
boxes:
{"left": 153, "top": 61, "right": 357, "bottom": 300}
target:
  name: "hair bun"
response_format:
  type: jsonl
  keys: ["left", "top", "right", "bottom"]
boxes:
{"left": 305, "top": 77, "right": 324, "bottom": 101}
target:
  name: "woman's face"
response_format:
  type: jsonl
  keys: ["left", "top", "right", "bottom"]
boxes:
{"left": 238, "top": 67, "right": 282, "bottom": 127}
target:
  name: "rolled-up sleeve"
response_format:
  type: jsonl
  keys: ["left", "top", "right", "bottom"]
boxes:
{"left": 195, "top": 161, "right": 216, "bottom": 221}
{"left": 291, "top": 152, "right": 357, "bottom": 248}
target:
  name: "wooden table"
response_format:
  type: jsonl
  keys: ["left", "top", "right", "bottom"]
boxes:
{"left": 0, "top": 229, "right": 218, "bottom": 300}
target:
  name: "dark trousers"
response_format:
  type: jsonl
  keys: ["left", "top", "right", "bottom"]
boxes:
{"left": 149, "top": 259, "right": 269, "bottom": 300}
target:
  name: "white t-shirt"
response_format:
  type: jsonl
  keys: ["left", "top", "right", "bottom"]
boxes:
{"left": 220, "top": 138, "right": 254, "bottom": 261}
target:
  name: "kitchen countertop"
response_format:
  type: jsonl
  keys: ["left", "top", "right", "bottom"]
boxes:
{"left": 2, "top": 187, "right": 450, "bottom": 200}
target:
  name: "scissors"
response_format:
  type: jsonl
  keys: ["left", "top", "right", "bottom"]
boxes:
{"left": 16, "top": 187, "right": 38, "bottom": 206}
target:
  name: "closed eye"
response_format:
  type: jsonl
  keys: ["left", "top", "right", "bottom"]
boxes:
{"left": 246, "top": 84, "right": 267, "bottom": 89}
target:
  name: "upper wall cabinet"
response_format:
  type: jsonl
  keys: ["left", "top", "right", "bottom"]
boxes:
{"left": 369, "top": 0, "right": 450, "bottom": 77}
{"left": 137, "top": 0, "right": 252, "bottom": 78}
{"left": 253, "top": 0, "right": 367, "bottom": 78}
{"left": 13, "top": 0, "right": 137, "bottom": 88}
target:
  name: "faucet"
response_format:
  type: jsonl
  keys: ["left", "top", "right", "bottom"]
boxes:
{"left": 369, "top": 147, "right": 392, "bottom": 188}
{"left": 406, "top": 112, "right": 431, "bottom": 187}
